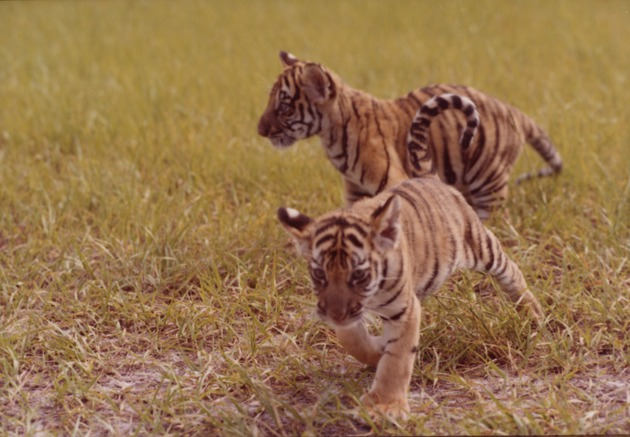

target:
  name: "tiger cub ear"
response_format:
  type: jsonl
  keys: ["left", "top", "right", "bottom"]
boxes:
{"left": 301, "top": 64, "right": 337, "bottom": 104}
{"left": 279, "top": 51, "right": 299, "bottom": 68}
{"left": 277, "top": 207, "right": 313, "bottom": 255}
{"left": 370, "top": 195, "right": 401, "bottom": 251}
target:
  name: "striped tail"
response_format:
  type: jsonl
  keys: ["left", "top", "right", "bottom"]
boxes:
{"left": 407, "top": 93, "right": 480, "bottom": 178}
{"left": 515, "top": 114, "right": 563, "bottom": 184}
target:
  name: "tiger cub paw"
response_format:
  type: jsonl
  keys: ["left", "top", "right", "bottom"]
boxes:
{"left": 360, "top": 391, "right": 410, "bottom": 421}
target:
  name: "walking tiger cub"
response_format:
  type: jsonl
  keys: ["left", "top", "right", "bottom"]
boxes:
{"left": 278, "top": 177, "right": 544, "bottom": 419}
{"left": 259, "top": 51, "right": 563, "bottom": 220}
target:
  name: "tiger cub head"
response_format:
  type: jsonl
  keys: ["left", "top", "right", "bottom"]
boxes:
{"left": 278, "top": 195, "right": 402, "bottom": 327}
{"left": 258, "top": 51, "right": 338, "bottom": 148}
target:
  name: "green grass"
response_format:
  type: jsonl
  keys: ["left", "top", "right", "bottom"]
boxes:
{"left": 1, "top": 0, "right": 629, "bottom": 435}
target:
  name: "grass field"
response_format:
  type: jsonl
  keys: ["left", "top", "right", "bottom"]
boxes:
{"left": 1, "top": 0, "right": 629, "bottom": 435}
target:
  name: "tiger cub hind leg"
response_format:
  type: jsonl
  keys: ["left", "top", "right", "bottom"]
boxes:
{"left": 466, "top": 215, "right": 544, "bottom": 322}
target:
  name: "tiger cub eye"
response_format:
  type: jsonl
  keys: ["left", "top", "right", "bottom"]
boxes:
{"left": 311, "top": 267, "right": 326, "bottom": 282}
{"left": 277, "top": 102, "right": 293, "bottom": 116}
{"left": 350, "top": 269, "right": 370, "bottom": 283}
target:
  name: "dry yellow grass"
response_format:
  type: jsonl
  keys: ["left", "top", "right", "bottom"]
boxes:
{"left": 0, "top": 0, "right": 628, "bottom": 435}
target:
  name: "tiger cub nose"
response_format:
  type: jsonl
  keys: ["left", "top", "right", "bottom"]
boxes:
{"left": 317, "top": 300, "right": 351, "bottom": 324}
{"left": 257, "top": 116, "right": 271, "bottom": 137}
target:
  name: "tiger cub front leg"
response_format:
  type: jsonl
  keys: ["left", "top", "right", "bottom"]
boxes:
{"left": 360, "top": 294, "right": 421, "bottom": 420}
{"left": 335, "top": 322, "right": 385, "bottom": 368}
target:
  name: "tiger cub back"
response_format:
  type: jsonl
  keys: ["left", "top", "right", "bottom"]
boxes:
{"left": 278, "top": 177, "right": 544, "bottom": 419}
{"left": 259, "top": 51, "right": 562, "bottom": 220}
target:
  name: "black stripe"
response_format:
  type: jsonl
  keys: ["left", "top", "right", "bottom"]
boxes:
{"left": 467, "top": 118, "right": 479, "bottom": 128}
{"left": 348, "top": 223, "right": 369, "bottom": 237}
{"left": 423, "top": 257, "right": 440, "bottom": 294}
{"left": 421, "top": 105, "right": 440, "bottom": 117}
{"left": 338, "top": 118, "right": 350, "bottom": 174}
{"left": 470, "top": 165, "right": 503, "bottom": 196}
{"left": 451, "top": 94, "right": 463, "bottom": 110}
{"left": 291, "top": 83, "right": 301, "bottom": 101}
{"left": 461, "top": 130, "right": 474, "bottom": 150}
{"left": 495, "top": 257, "right": 509, "bottom": 277}
{"left": 439, "top": 120, "right": 457, "bottom": 185}
{"left": 326, "top": 118, "right": 336, "bottom": 145}
{"left": 453, "top": 85, "right": 478, "bottom": 108}
{"left": 282, "top": 74, "right": 291, "bottom": 91}
{"left": 382, "top": 267, "right": 404, "bottom": 293}
{"left": 394, "top": 97, "right": 416, "bottom": 117}
{"left": 463, "top": 210, "right": 476, "bottom": 264}
{"left": 403, "top": 183, "right": 440, "bottom": 292}
{"left": 314, "top": 234, "right": 335, "bottom": 248}
{"left": 407, "top": 91, "right": 423, "bottom": 107}
{"left": 314, "top": 217, "right": 369, "bottom": 237}
{"left": 380, "top": 284, "right": 405, "bottom": 307}
{"left": 464, "top": 104, "right": 476, "bottom": 117}
{"left": 484, "top": 234, "right": 495, "bottom": 271}
{"left": 465, "top": 124, "right": 487, "bottom": 183}
{"left": 372, "top": 101, "right": 390, "bottom": 194}
{"left": 348, "top": 188, "right": 368, "bottom": 202}
{"left": 314, "top": 221, "right": 341, "bottom": 238}
{"left": 385, "top": 306, "right": 407, "bottom": 322}
{"left": 436, "top": 96, "right": 449, "bottom": 110}
{"left": 371, "top": 194, "right": 396, "bottom": 219}
{"left": 423, "top": 85, "right": 441, "bottom": 96}
{"left": 351, "top": 99, "right": 362, "bottom": 170}
{"left": 418, "top": 116, "right": 432, "bottom": 127}
{"left": 392, "top": 188, "right": 423, "bottom": 221}
{"left": 346, "top": 233, "right": 364, "bottom": 249}
{"left": 491, "top": 104, "right": 502, "bottom": 158}
{"left": 323, "top": 71, "right": 336, "bottom": 99}
{"left": 473, "top": 176, "right": 507, "bottom": 200}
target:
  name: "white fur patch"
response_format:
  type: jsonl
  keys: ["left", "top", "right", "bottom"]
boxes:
{"left": 285, "top": 208, "right": 301, "bottom": 219}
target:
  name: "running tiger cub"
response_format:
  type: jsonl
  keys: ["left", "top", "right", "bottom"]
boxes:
{"left": 259, "top": 51, "right": 563, "bottom": 220}
{"left": 278, "top": 177, "right": 544, "bottom": 419}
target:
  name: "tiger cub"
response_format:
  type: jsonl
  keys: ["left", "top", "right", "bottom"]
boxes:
{"left": 278, "top": 177, "right": 544, "bottom": 419}
{"left": 259, "top": 51, "right": 563, "bottom": 220}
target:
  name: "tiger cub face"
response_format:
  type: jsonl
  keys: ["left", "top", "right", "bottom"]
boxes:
{"left": 277, "top": 196, "right": 401, "bottom": 327}
{"left": 257, "top": 51, "right": 337, "bottom": 148}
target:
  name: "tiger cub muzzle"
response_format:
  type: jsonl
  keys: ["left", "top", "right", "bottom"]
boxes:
{"left": 315, "top": 288, "right": 364, "bottom": 326}
{"left": 257, "top": 110, "right": 297, "bottom": 149}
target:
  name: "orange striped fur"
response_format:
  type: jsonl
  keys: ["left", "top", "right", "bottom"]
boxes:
{"left": 278, "top": 177, "right": 544, "bottom": 419}
{"left": 259, "top": 52, "right": 562, "bottom": 220}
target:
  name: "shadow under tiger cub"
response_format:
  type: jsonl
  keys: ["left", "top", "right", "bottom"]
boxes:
{"left": 278, "top": 177, "right": 544, "bottom": 419}
{"left": 259, "top": 51, "right": 562, "bottom": 220}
